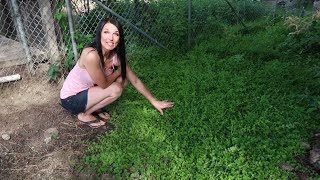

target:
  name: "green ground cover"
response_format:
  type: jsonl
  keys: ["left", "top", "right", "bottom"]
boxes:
{"left": 82, "top": 20, "right": 320, "bottom": 179}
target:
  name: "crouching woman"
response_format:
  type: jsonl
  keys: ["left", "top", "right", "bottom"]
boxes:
{"left": 60, "top": 17, "right": 174, "bottom": 128}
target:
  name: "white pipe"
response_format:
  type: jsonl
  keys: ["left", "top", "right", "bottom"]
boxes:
{"left": 0, "top": 74, "right": 21, "bottom": 83}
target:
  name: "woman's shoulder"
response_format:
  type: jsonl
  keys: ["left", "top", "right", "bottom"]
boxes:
{"left": 82, "top": 47, "right": 98, "bottom": 56}
{"left": 79, "top": 47, "right": 100, "bottom": 67}
{"left": 82, "top": 47, "right": 99, "bottom": 60}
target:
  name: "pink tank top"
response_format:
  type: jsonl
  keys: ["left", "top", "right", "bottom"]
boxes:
{"left": 60, "top": 62, "right": 94, "bottom": 99}
{"left": 104, "top": 54, "right": 120, "bottom": 76}
{"left": 60, "top": 54, "right": 120, "bottom": 99}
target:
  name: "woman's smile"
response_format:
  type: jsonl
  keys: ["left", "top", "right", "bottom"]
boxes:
{"left": 101, "top": 22, "right": 120, "bottom": 51}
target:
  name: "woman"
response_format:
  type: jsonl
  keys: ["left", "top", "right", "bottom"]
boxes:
{"left": 60, "top": 17, "right": 174, "bottom": 128}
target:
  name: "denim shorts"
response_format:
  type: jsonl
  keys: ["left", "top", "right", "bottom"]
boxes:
{"left": 60, "top": 89, "right": 88, "bottom": 114}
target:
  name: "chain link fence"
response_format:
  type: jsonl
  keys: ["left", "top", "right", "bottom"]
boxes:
{"left": 0, "top": 0, "right": 64, "bottom": 89}
{"left": 0, "top": 0, "right": 316, "bottom": 90}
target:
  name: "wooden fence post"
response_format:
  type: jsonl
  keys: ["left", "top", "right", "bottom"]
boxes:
{"left": 37, "top": 0, "right": 61, "bottom": 64}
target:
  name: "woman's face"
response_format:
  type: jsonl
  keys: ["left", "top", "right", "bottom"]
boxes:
{"left": 101, "top": 22, "right": 120, "bottom": 51}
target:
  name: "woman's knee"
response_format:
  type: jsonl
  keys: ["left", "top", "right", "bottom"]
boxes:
{"left": 109, "top": 82, "right": 123, "bottom": 98}
{"left": 115, "top": 77, "right": 128, "bottom": 88}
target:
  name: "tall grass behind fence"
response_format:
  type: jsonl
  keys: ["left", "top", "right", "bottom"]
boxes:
{"left": 69, "top": 0, "right": 188, "bottom": 52}
{"left": 0, "top": 0, "right": 315, "bottom": 93}
{"left": 69, "top": 0, "right": 277, "bottom": 56}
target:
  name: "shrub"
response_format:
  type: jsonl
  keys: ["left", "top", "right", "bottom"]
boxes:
{"left": 281, "top": 11, "right": 320, "bottom": 56}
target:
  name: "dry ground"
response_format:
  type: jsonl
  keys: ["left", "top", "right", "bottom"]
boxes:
{"left": 0, "top": 68, "right": 114, "bottom": 180}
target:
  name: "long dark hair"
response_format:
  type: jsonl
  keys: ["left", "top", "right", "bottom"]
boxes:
{"left": 87, "top": 17, "right": 126, "bottom": 80}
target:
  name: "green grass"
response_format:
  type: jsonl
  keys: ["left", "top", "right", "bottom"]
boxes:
{"left": 82, "top": 21, "right": 320, "bottom": 179}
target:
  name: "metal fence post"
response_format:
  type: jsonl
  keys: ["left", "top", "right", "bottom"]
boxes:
{"left": 9, "top": 0, "right": 33, "bottom": 73}
{"left": 65, "top": 0, "right": 78, "bottom": 61}
{"left": 225, "top": 0, "right": 247, "bottom": 29}
{"left": 188, "top": 0, "right": 192, "bottom": 48}
{"left": 272, "top": 0, "right": 277, "bottom": 24}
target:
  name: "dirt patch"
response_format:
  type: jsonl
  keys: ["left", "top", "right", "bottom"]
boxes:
{"left": 0, "top": 73, "right": 114, "bottom": 180}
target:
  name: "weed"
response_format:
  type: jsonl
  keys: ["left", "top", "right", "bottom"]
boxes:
{"left": 81, "top": 20, "right": 320, "bottom": 179}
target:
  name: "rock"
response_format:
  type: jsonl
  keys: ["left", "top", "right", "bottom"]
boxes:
{"left": 309, "top": 149, "right": 320, "bottom": 170}
{"left": 301, "top": 142, "right": 311, "bottom": 150}
{"left": 100, "top": 173, "right": 115, "bottom": 180}
{"left": 1, "top": 133, "right": 10, "bottom": 140}
{"left": 280, "top": 163, "right": 294, "bottom": 172}
{"left": 44, "top": 128, "right": 59, "bottom": 144}
{"left": 309, "top": 149, "right": 319, "bottom": 163}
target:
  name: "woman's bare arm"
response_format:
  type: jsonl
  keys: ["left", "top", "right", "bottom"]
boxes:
{"left": 82, "top": 50, "right": 120, "bottom": 89}
{"left": 126, "top": 65, "right": 174, "bottom": 115}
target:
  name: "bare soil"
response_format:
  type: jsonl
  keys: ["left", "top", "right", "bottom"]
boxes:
{"left": 0, "top": 72, "right": 114, "bottom": 180}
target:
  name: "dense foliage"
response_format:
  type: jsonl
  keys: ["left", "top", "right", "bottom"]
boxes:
{"left": 52, "top": 0, "right": 320, "bottom": 178}
{"left": 81, "top": 14, "right": 320, "bottom": 179}
{"left": 50, "top": 0, "right": 274, "bottom": 81}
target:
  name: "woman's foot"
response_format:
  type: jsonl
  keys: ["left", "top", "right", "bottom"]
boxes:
{"left": 97, "top": 112, "right": 111, "bottom": 121}
{"left": 93, "top": 110, "right": 111, "bottom": 121}
{"left": 77, "top": 113, "right": 105, "bottom": 128}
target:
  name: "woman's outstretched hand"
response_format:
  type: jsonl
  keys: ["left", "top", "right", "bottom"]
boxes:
{"left": 152, "top": 100, "right": 174, "bottom": 115}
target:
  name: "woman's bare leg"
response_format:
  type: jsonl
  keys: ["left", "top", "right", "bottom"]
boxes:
{"left": 77, "top": 79, "right": 128, "bottom": 123}
{"left": 86, "top": 82, "right": 124, "bottom": 114}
